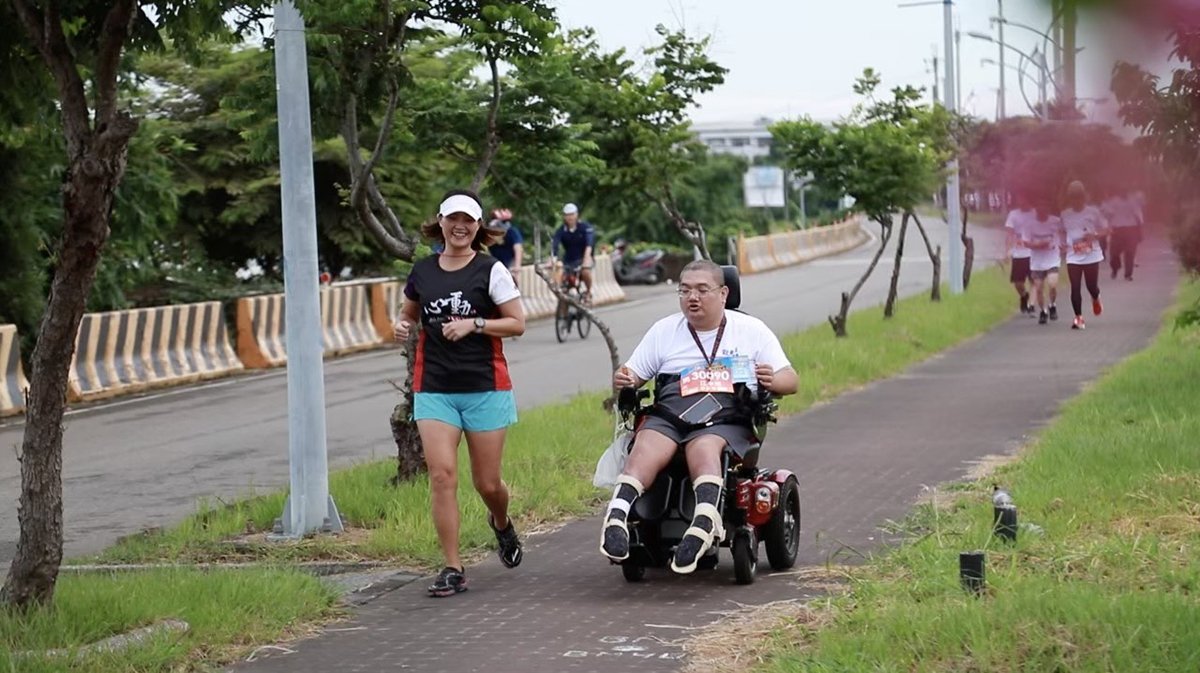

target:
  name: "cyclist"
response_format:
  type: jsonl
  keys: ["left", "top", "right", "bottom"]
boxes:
{"left": 550, "top": 202, "right": 595, "bottom": 301}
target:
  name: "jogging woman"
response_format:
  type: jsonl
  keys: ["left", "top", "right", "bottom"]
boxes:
{"left": 1060, "top": 181, "right": 1109, "bottom": 330}
{"left": 1023, "top": 204, "right": 1064, "bottom": 324}
{"left": 393, "top": 189, "right": 526, "bottom": 596}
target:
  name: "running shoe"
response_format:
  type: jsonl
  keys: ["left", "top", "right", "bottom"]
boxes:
{"left": 1072, "top": 316, "right": 1086, "bottom": 330}
{"left": 489, "top": 515, "right": 524, "bottom": 569}
{"left": 1038, "top": 310, "right": 1048, "bottom": 325}
{"left": 428, "top": 566, "right": 467, "bottom": 597}
{"left": 1092, "top": 298, "right": 1103, "bottom": 316}
{"left": 1049, "top": 305, "right": 1058, "bottom": 321}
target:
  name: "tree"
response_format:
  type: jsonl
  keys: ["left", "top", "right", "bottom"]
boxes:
{"left": 772, "top": 70, "right": 952, "bottom": 337}
{"left": 2, "top": 0, "right": 267, "bottom": 610}
{"left": 1112, "top": 25, "right": 1200, "bottom": 324}
{"left": 561, "top": 25, "right": 727, "bottom": 258}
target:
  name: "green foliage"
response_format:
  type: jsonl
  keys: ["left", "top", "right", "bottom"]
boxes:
{"left": 1112, "top": 27, "right": 1200, "bottom": 275}
{"left": 771, "top": 69, "right": 953, "bottom": 227}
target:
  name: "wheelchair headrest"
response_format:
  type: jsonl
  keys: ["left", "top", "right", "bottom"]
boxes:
{"left": 721, "top": 265, "right": 741, "bottom": 310}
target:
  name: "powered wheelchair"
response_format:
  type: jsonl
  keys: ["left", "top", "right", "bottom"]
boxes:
{"left": 612, "top": 265, "right": 801, "bottom": 585}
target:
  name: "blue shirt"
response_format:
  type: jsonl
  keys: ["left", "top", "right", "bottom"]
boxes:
{"left": 488, "top": 223, "right": 524, "bottom": 268}
{"left": 552, "top": 222, "right": 595, "bottom": 265}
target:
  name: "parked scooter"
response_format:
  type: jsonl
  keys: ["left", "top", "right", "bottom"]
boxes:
{"left": 611, "top": 239, "right": 666, "bottom": 285}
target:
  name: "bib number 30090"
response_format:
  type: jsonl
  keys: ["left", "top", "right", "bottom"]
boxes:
{"left": 680, "top": 363, "right": 735, "bottom": 396}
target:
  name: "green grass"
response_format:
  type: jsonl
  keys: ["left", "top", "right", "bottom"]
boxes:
{"left": 758, "top": 280, "right": 1200, "bottom": 673}
{"left": 0, "top": 568, "right": 338, "bottom": 672}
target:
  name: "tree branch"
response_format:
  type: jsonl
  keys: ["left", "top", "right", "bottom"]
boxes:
{"left": 341, "top": 88, "right": 415, "bottom": 259}
{"left": 471, "top": 47, "right": 503, "bottom": 192}
{"left": 533, "top": 264, "right": 621, "bottom": 407}
{"left": 93, "top": 0, "right": 138, "bottom": 126}
{"left": 11, "top": 0, "right": 91, "bottom": 155}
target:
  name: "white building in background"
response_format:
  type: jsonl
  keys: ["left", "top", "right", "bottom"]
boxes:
{"left": 691, "top": 118, "right": 776, "bottom": 160}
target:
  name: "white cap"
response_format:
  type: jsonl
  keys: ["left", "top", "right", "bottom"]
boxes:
{"left": 562, "top": 202, "right": 579, "bottom": 215}
{"left": 439, "top": 194, "right": 483, "bottom": 221}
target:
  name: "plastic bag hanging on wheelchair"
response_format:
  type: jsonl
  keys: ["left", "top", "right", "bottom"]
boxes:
{"left": 593, "top": 412, "right": 632, "bottom": 488}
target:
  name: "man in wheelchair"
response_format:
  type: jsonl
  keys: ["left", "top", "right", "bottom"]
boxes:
{"left": 605, "top": 259, "right": 798, "bottom": 574}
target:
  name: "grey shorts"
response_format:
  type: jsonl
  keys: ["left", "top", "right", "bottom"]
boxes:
{"left": 637, "top": 415, "right": 758, "bottom": 458}
{"left": 1030, "top": 267, "right": 1060, "bottom": 281}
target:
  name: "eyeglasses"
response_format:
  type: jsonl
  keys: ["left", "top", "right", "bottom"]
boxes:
{"left": 676, "top": 286, "right": 723, "bottom": 298}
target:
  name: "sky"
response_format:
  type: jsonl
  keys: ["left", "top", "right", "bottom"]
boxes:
{"left": 550, "top": 0, "right": 1174, "bottom": 127}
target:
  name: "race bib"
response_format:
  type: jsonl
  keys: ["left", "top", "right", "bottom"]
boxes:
{"left": 1072, "top": 240, "right": 1094, "bottom": 255}
{"left": 680, "top": 361, "right": 736, "bottom": 396}
{"left": 727, "top": 356, "right": 755, "bottom": 384}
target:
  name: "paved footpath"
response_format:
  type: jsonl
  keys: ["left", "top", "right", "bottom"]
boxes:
{"left": 232, "top": 240, "right": 1178, "bottom": 673}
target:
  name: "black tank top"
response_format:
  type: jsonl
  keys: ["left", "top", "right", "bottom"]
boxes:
{"left": 404, "top": 253, "right": 512, "bottom": 393}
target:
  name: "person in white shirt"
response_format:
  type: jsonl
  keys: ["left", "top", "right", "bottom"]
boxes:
{"left": 1101, "top": 189, "right": 1144, "bottom": 281}
{"left": 602, "top": 260, "right": 799, "bottom": 574}
{"left": 1022, "top": 204, "right": 1065, "bottom": 324}
{"left": 1060, "top": 181, "right": 1109, "bottom": 330}
{"left": 1004, "top": 194, "right": 1037, "bottom": 316}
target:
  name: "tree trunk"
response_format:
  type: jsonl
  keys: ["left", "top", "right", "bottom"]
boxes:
{"left": 909, "top": 211, "right": 942, "bottom": 301}
{"left": 960, "top": 203, "right": 975, "bottom": 290}
{"left": 828, "top": 220, "right": 893, "bottom": 338}
{"left": 2, "top": 117, "right": 138, "bottom": 610}
{"left": 884, "top": 213, "right": 910, "bottom": 318}
{"left": 389, "top": 330, "right": 425, "bottom": 483}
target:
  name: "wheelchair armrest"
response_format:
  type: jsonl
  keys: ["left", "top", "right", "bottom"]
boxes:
{"left": 617, "top": 387, "right": 650, "bottom": 414}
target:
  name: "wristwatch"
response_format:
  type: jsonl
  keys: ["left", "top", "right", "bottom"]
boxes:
{"left": 473, "top": 317, "right": 486, "bottom": 333}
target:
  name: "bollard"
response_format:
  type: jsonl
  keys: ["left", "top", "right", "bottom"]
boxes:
{"left": 959, "top": 550, "right": 986, "bottom": 595}
{"left": 993, "top": 504, "right": 1018, "bottom": 542}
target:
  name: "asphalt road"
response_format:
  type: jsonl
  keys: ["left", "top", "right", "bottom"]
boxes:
{"left": 0, "top": 221, "right": 1005, "bottom": 562}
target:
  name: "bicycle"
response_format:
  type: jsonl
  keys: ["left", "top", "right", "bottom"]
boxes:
{"left": 554, "top": 263, "right": 592, "bottom": 343}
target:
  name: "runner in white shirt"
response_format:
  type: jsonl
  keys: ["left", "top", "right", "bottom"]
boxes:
{"left": 1101, "top": 189, "right": 1144, "bottom": 281}
{"left": 1022, "top": 204, "right": 1064, "bottom": 325}
{"left": 1004, "top": 195, "right": 1037, "bottom": 316}
{"left": 1060, "top": 181, "right": 1109, "bottom": 330}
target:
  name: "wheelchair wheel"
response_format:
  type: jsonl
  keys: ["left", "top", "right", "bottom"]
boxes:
{"left": 621, "top": 562, "right": 646, "bottom": 583}
{"left": 732, "top": 529, "right": 757, "bottom": 585}
{"left": 764, "top": 476, "right": 801, "bottom": 571}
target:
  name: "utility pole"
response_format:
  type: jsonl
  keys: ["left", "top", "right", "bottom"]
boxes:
{"left": 943, "top": 0, "right": 964, "bottom": 294}
{"left": 272, "top": 0, "right": 341, "bottom": 538}
{"left": 931, "top": 50, "right": 940, "bottom": 105}
{"left": 955, "top": 27, "right": 962, "bottom": 112}
{"left": 997, "top": 0, "right": 1006, "bottom": 119}
{"left": 1062, "top": 0, "right": 1077, "bottom": 114}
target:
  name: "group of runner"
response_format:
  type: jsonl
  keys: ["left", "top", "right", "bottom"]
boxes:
{"left": 1005, "top": 181, "right": 1145, "bottom": 330}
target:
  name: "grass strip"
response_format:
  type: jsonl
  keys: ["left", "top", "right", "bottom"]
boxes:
{"left": 758, "top": 279, "right": 1200, "bottom": 673}
{"left": 0, "top": 568, "right": 338, "bottom": 672}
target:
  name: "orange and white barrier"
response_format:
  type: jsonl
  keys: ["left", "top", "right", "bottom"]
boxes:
{"left": 236, "top": 282, "right": 385, "bottom": 369}
{"left": 370, "top": 280, "right": 405, "bottom": 340}
{"left": 517, "top": 266, "right": 557, "bottom": 319}
{"left": 67, "top": 302, "right": 243, "bottom": 401}
{"left": 737, "top": 216, "right": 868, "bottom": 275}
{"left": 1, "top": 324, "right": 29, "bottom": 416}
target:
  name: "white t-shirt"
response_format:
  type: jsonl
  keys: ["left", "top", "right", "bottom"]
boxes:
{"left": 488, "top": 261, "right": 521, "bottom": 305}
{"left": 1004, "top": 209, "right": 1035, "bottom": 259}
{"left": 1060, "top": 206, "right": 1107, "bottom": 265}
{"left": 625, "top": 310, "right": 792, "bottom": 393}
{"left": 1102, "top": 196, "right": 1143, "bottom": 229}
{"left": 1023, "top": 215, "right": 1064, "bottom": 272}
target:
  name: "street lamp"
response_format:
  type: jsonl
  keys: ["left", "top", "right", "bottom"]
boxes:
{"left": 981, "top": 57, "right": 1042, "bottom": 117}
